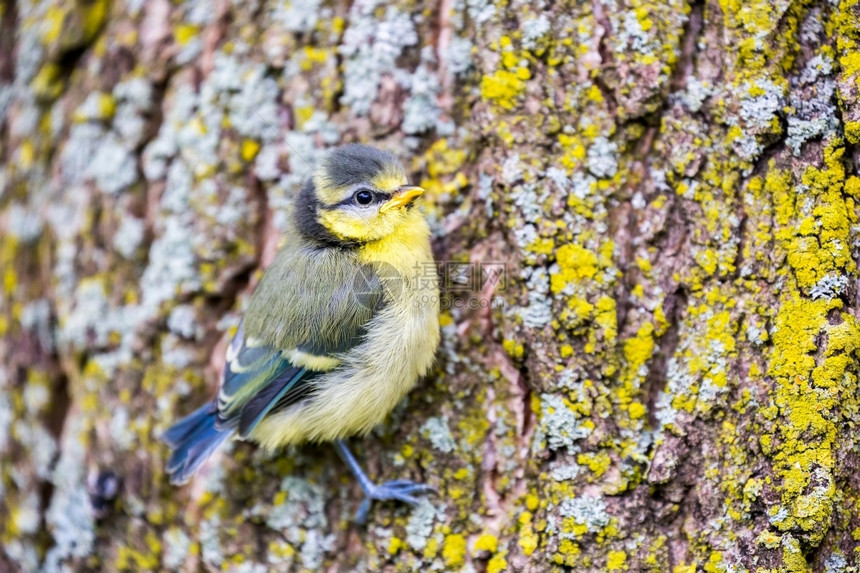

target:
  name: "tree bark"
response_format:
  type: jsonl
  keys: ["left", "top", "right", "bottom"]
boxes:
{"left": 2, "top": 0, "right": 860, "bottom": 571}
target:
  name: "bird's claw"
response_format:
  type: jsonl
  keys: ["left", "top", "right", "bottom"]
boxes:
{"left": 355, "top": 479, "right": 436, "bottom": 524}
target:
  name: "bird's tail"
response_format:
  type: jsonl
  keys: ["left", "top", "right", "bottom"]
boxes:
{"left": 162, "top": 403, "right": 232, "bottom": 485}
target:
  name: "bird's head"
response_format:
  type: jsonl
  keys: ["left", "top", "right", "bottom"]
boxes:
{"left": 296, "top": 144, "right": 425, "bottom": 245}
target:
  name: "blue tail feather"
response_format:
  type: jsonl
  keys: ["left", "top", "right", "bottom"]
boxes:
{"left": 162, "top": 403, "right": 214, "bottom": 447}
{"left": 162, "top": 403, "right": 233, "bottom": 485}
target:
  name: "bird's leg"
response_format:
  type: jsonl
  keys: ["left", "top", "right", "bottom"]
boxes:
{"left": 334, "top": 439, "right": 435, "bottom": 524}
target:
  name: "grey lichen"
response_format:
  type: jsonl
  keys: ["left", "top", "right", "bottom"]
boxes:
{"left": 271, "top": 0, "right": 323, "bottom": 33}
{"left": 85, "top": 133, "right": 138, "bottom": 194}
{"left": 113, "top": 215, "right": 145, "bottom": 259}
{"left": 809, "top": 273, "right": 849, "bottom": 301}
{"left": 405, "top": 498, "right": 443, "bottom": 551}
{"left": 6, "top": 203, "right": 43, "bottom": 242}
{"left": 420, "top": 416, "right": 456, "bottom": 454}
{"left": 162, "top": 527, "right": 193, "bottom": 570}
{"left": 42, "top": 417, "right": 95, "bottom": 573}
{"left": 248, "top": 475, "right": 334, "bottom": 570}
{"left": 533, "top": 393, "right": 592, "bottom": 454}
{"left": 521, "top": 15, "right": 551, "bottom": 50}
{"left": 586, "top": 136, "right": 618, "bottom": 179}
{"left": 402, "top": 55, "right": 443, "bottom": 135}
{"left": 786, "top": 55, "right": 838, "bottom": 156}
{"left": 13, "top": 420, "right": 57, "bottom": 480}
{"left": 339, "top": 3, "right": 418, "bottom": 116}
{"left": 167, "top": 305, "right": 202, "bottom": 340}
{"left": 553, "top": 495, "right": 610, "bottom": 539}
{"left": 199, "top": 515, "right": 224, "bottom": 567}
{"left": 519, "top": 267, "right": 553, "bottom": 329}
{"left": 550, "top": 463, "right": 582, "bottom": 482}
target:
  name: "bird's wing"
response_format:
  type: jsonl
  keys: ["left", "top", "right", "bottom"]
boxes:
{"left": 241, "top": 242, "right": 387, "bottom": 356}
{"left": 214, "top": 324, "right": 314, "bottom": 438}
{"left": 215, "top": 248, "right": 388, "bottom": 438}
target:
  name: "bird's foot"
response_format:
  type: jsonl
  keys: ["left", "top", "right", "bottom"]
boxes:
{"left": 355, "top": 479, "right": 436, "bottom": 524}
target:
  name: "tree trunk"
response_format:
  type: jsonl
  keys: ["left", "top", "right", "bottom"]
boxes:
{"left": 2, "top": 0, "right": 860, "bottom": 571}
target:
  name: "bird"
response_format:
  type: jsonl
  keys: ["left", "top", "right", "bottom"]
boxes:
{"left": 161, "top": 144, "right": 441, "bottom": 523}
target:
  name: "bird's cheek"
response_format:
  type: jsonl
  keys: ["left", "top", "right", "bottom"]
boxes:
{"left": 375, "top": 211, "right": 397, "bottom": 232}
{"left": 366, "top": 216, "right": 384, "bottom": 237}
{"left": 319, "top": 211, "right": 366, "bottom": 240}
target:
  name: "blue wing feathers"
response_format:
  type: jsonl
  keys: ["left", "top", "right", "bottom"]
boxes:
{"left": 219, "top": 353, "right": 291, "bottom": 408}
{"left": 162, "top": 319, "right": 331, "bottom": 484}
{"left": 162, "top": 353, "right": 313, "bottom": 483}
{"left": 237, "top": 366, "right": 308, "bottom": 438}
{"left": 220, "top": 347, "right": 282, "bottom": 398}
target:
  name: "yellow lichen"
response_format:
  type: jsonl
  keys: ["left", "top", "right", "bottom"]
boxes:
{"left": 487, "top": 550, "right": 508, "bottom": 573}
{"left": 241, "top": 139, "right": 260, "bottom": 161}
{"left": 765, "top": 289, "right": 859, "bottom": 546}
{"left": 481, "top": 70, "right": 526, "bottom": 111}
{"left": 607, "top": 550, "right": 628, "bottom": 571}
{"left": 550, "top": 244, "right": 598, "bottom": 293}
{"left": 442, "top": 534, "right": 467, "bottom": 568}
{"left": 175, "top": 24, "right": 198, "bottom": 46}
{"left": 473, "top": 533, "right": 498, "bottom": 554}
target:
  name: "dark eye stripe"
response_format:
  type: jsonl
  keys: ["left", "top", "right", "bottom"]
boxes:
{"left": 322, "top": 189, "right": 392, "bottom": 209}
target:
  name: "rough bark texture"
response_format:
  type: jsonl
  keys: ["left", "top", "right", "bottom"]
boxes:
{"left": 2, "top": 0, "right": 860, "bottom": 571}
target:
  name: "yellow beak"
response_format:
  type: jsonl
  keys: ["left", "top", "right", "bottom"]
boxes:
{"left": 379, "top": 186, "right": 425, "bottom": 213}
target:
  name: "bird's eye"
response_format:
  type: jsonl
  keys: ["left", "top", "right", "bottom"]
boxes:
{"left": 354, "top": 189, "right": 373, "bottom": 205}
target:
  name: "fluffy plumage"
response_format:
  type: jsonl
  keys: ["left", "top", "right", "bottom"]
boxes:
{"left": 163, "top": 144, "right": 440, "bottom": 507}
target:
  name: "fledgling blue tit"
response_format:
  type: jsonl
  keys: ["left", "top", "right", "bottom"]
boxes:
{"left": 162, "top": 144, "right": 440, "bottom": 523}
